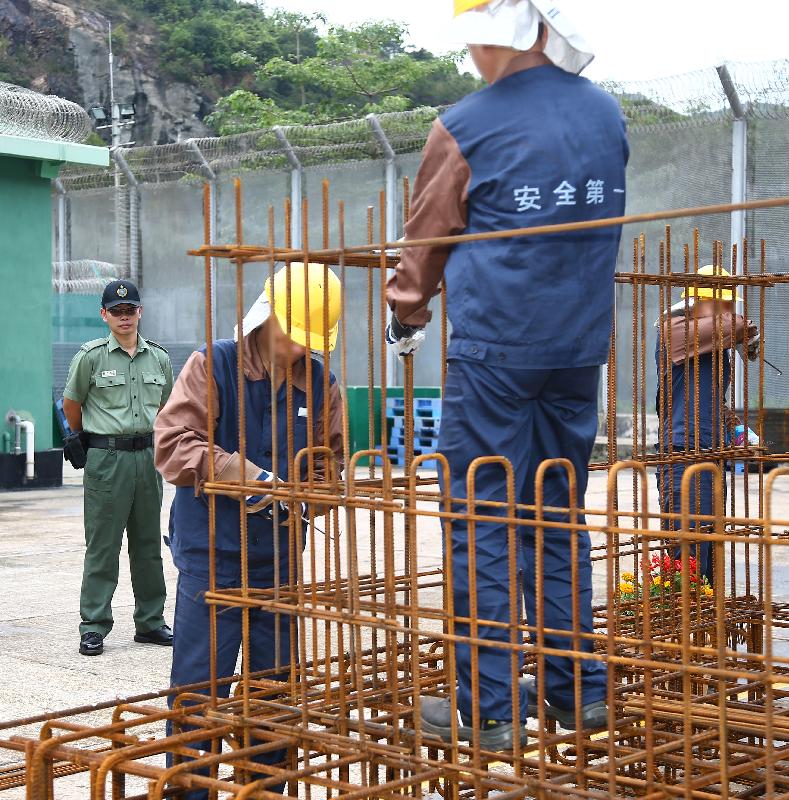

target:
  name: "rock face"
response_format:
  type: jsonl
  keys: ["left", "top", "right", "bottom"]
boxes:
{"left": 0, "top": 0, "right": 213, "bottom": 144}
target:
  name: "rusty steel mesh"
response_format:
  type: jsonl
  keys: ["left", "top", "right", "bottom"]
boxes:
{"left": 3, "top": 182, "right": 789, "bottom": 799}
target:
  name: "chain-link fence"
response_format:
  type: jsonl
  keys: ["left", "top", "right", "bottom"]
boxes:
{"left": 51, "top": 60, "right": 789, "bottom": 409}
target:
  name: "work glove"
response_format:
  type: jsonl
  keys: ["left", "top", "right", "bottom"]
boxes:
{"left": 747, "top": 333, "right": 761, "bottom": 361}
{"left": 385, "top": 314, "right": 426, "bottom": 363}
{"left": 733, "top": 424, "right": 760, "bottom": 448}
{"left": 63, "top": 431, "right": 89, "bottom": 470}
{"left": 216, "top": 453, "right": 277, "bottom": 514}
{"left": 264, "top": 500, "right": 308, "bottom": 526}
{"left": 245, "top": 469, "right": 277, "bottom": 514}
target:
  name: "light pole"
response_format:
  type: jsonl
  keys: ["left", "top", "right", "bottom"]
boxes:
{"left": 86, "top": 23, "right": 137, "bottom": 279}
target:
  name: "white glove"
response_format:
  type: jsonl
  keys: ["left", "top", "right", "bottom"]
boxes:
{"left": 385, "top": 319, "right": 426, "bottom": 363}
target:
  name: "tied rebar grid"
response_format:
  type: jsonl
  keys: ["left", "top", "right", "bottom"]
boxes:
{"left": 3, "top": 186, "right": 789, "bottom": 799}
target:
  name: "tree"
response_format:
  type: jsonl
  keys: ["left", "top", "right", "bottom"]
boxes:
{"left": 256, "top": 21, "right": 458, "bottom": 120}
{"left": 205, "top": 89, "right": 309, "bottom": 135}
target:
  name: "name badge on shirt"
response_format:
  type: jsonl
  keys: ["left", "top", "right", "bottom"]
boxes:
{"left": 298, "top": 407, "right": 308, "bottom": 417}
{"left": 101, "top": 370, "right": 117, "bottom": 378}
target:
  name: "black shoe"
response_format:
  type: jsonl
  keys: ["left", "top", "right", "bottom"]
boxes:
{"left": 134, "top": 624, "right": 173, "bottom": 646}
{"left": 521, "top": 676, "right": 608, "bottom": 730}
{"left": 79, "top": 631, "right": 104, "bottom": 656}
{"left": 420, "top": 695, "right": 528, "bottom": 751}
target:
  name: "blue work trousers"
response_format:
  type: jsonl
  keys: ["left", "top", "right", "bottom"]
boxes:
{"left": 167, "top": 571, "right": 291, "bottom": 798}
{"left": 438, "top": 359, "right": 606, "bottom": 722}
{"left": 655, "top": 355, "right": 730, "bottom": 584}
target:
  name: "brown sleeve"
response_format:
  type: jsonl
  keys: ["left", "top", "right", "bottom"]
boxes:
{"left": 313, "top": 380, "right": 345, "bottom": 482}
{"left": 154, "top": 351, "right": 235, "bottom": 488}
{"left": 386, "top": 118, "right": 470, "bottom": 327}
{"left": 667, "top": 312, "right": 754, "bottom": 364}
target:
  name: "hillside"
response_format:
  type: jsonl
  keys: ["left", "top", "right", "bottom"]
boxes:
{"left": 0, "top": 0, "right": 480, "bottom": 145}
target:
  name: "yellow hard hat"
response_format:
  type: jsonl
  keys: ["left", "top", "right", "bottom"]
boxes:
{"left": 265, "top": 262, "right": 342, "bottom": 352}
{"left": 455, "top": 0, "right": 489, "bottom": 14}
{"left": 682, "top": 265, "right": 742, "bottom": 302}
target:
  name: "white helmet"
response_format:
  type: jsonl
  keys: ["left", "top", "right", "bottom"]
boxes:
{"left": 451, "top": 0, "right": 594, "bottom": 75}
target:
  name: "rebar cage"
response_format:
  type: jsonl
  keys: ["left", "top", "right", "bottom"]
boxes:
{"left": 2, "top": 181, "right": 789, "bottom": 799}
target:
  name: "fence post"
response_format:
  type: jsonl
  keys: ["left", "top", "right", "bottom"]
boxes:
{"left": 274, "top": 126, "right": 303, "bottom": 249}
{"left": 717, "top": 64, "right": 747, "bottom": 410}
{"left": 111, "top": 148, "right": 140, "bottom": 287}
{"left": 367, "top": 113, "right": 399, "bottom": 388}
{"left": 53, "top": 178, "right": 68, "bottom": 266}
{"left": 187, "top": 139, "right": 218, "bottom": 338}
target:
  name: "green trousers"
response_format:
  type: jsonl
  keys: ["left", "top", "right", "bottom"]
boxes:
{"left": 80, "top": 446, "right": 167, "bottom": 636}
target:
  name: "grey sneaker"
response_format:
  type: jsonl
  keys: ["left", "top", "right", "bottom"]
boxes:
{"left": 419, "top": 695, "right": 528, "bottom": 752}
{"left": 521, "top": 676, "right": 608, "bottom": 730}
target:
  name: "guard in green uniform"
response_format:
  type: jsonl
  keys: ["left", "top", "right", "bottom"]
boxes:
{"left": 62, "top": 280, "right": 174, "bottom": 656}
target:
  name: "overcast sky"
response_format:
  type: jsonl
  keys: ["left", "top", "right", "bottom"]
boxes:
{"left": 270, "top": 0, "right": 788, "bottom": 82}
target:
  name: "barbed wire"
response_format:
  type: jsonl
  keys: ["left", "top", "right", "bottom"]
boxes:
{"left": 0, "top": 82, "right": 92, "bottom": 143}
{"left": 56, "top": 60, "right": 789, "bottom": 192}
{"left": 53, "top": 260, "right": 123, "bottom": 294}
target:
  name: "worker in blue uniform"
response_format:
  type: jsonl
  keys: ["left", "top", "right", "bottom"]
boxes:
{"left": 655, "top": 265, "right": 758, "bottom": 583}
{"left": 386, "top": 0, "right": 629, "bottom": 750}
{"left": 154, "top": 264, "right": 344, "bottom": 797}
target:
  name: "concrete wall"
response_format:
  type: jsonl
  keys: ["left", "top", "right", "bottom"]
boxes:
{"left": 55, "top": 119, "right": 789, "bottom": 414}
{"left": 613, "top": 121, "right": 733, "bottom": 413}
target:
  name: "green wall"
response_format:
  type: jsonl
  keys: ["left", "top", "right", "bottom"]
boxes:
{"left": 52, "top": 293, "right": 105, "bottom": 343}
{"left": 0, "top": 156, "right": 55, "bottom": 450}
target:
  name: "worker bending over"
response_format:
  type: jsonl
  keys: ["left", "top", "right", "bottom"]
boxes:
{"left": 154, "top": 264, "right": 343, "bottom": 798}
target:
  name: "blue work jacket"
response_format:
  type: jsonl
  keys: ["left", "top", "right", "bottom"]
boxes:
{"left": 170, "top": 339, "right": 328, "bottom": 583}
{"left": 442, "top": 64, "right": 629, "bottom": 368}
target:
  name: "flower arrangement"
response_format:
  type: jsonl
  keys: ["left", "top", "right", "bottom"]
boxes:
{"left": 619, "top": 553, "right": 713, "bottom": 604}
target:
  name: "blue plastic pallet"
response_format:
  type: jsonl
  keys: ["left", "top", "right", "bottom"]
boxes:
{"left": 387, "top": 443, "right": 438, "bottom": 458}
{"left": 390, "top": 416, "right": 440, "bottom": 433}
{"left": 389, "top": 432, "right": 439, "bottom": 448}
{"left": 374, "top": 447, "right": 438, "bottom": 470}
{"left": 385, "top": 397, "right": 442, "bottom": 419}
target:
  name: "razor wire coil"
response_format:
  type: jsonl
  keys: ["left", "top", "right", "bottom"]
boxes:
{"left": 55, "top": 61, "right": 789, "bottom": 192}
{"left": 0, "top": 82, "right": 92, "bottom": 144}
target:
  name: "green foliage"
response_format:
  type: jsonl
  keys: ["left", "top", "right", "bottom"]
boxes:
{"left": 4, "top": 0, "right": 479, "bottom": 138}
{"left": 106, "top": 0, "right": 320, "bottom": 90}
{"left": 110, "top": 23, "right": 130, "bottom": 53}
{"left": 205, "top": 89, "right": 310, "bottom": 136}
{"left": 257, "top": 21, "right": 459, "bottom": 121}
{"left": 84, "top": 131, "right": 107, "bottom": 147}
{"left": 598, "top": 84, "right": 685, "bottom": 128}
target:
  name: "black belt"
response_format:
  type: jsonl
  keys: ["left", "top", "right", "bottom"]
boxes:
{"left": 88, "top": 433, "right": 153, "bottom": 451}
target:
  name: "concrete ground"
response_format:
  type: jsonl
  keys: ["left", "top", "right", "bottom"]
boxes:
{"left": 1, "top": 464, "right": 789, "bottom": 797}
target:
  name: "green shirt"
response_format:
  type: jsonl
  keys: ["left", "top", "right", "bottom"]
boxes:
{"left": 64, "top": 333, "right": 174, "bottom": 436}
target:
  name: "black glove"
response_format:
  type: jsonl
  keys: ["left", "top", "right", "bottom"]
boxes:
{"left": 389, "top": 313, "right": 421, "bottom": 340}
{"left": 263, "top": 500, "right": 307, "bottom": 526}
{"left": 63, "top": 431, "right": 89, "bottom": 469}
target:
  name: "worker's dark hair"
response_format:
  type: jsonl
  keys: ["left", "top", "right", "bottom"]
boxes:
{"left": 538, "top": 21, "right": 546, "bottom": 40}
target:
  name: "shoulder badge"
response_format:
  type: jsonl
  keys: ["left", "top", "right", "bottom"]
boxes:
{"left": 145, "top": 339, "right": 169, "bottom": 354}
{"left": 80, "top": 337, "right": 108, "bottom": 353}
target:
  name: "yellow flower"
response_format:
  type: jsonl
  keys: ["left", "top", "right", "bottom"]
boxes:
{"left": 622, "top": 571, "right": 635, "bottom": 582}
{"left": 652, "top": 575, "right": 662, "bottom": 585}
{"left": 704, "top": 586, "right": 713, "bottom": 598}
{"left": 620, "top": 582, "right": 634, "bottom": 595}
{"left": 663, "top": 580, "right": 672, "bottom": 588}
